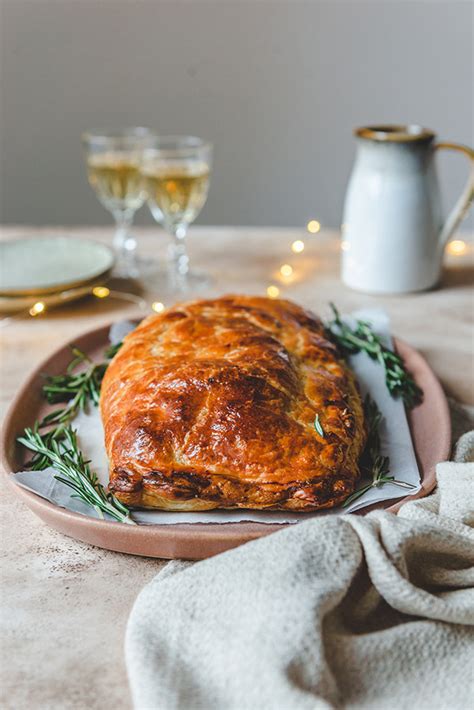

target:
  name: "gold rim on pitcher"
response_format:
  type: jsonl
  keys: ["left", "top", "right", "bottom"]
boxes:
{"left": 355, "top": 125, "right": 436, "bottom": 143}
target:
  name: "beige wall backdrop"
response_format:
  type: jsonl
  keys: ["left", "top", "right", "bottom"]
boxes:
{"left": 0, "top": 0, "right": 473, "bottom": 229}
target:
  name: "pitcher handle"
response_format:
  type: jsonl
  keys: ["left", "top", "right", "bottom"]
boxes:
{"left": 435, "top": 142, "right": 474, "bottom": 247}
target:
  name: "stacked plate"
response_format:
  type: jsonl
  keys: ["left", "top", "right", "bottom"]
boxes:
{"left": 0, "top": 237, "right": 115, "bottom": 313}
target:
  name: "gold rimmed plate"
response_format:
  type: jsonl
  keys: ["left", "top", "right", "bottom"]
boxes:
{"left": 0, "top": 237, "right": 114, "bottom": 297}
{"left": 0, "top": 282, "right": 105, "bottom": 314}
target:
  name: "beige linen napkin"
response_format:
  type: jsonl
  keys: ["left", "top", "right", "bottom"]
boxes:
{"left": 126, "top": 424, "right": 474, "bottom": 710}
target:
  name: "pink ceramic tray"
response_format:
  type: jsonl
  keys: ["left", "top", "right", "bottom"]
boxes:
{"left": 1, "top": 323, "right": 451, "bottom": 560}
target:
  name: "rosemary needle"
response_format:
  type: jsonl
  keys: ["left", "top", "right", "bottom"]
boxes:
{"left": 343, "top": 395, "right": 416, "bottom": 507}
{"left": 314, "top": 413, "right": 325, "bottom": 437}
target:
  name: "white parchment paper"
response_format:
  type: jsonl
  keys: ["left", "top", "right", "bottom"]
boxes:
{"left": 12, "top": 310, "right": 421, "bottom": 524}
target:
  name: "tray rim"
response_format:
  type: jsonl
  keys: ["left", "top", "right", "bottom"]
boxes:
{"left": 0, "top": 322, "right": 452, "bottom": 559}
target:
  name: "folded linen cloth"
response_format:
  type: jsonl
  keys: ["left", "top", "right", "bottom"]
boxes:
{"left": 126, "top": 429, "right": 474, "bottom": 710}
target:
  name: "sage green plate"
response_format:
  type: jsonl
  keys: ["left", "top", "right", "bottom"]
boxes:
{"left": 0, "top": 237, "right": 114, "bottom": 296}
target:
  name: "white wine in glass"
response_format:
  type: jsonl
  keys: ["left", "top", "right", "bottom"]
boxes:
{"left": 142, "top": 136, "right": 213, "bottom": 292}
{"left": 144, "top": 162, "right": 210, "bottom": 227}
{"left": 82, "top": 128, "right": 156, "bottom": 277}
{"left": 87, "top": 153, "right": 146, "bottom": 212}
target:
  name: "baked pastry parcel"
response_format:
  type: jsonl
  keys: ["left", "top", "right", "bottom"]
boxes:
{"left": 100, "top": 296, "right": 366, "bottom": 511}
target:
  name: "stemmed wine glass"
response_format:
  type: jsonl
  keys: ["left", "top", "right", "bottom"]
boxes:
{"left": 141, "top": 136, "right": 213, "bottom": 292}
{"left": 82, "top": 128, "right": 156, "bottom": 277}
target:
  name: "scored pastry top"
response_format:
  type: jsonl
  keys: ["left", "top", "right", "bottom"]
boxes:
{"left": 100, "top": 295, "right": 366, "bottom": 511}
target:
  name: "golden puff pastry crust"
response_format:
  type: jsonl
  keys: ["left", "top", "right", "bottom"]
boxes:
{"left": 100, "top": 296, "right": 366, "bottom": 511}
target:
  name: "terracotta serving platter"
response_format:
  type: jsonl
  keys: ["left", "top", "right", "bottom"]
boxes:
{"left": 1, "top": 323, "right": 451, "bottom": 560}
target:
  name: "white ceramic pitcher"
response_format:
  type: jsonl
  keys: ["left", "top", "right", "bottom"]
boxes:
{"left": 341, "top": 125, "right": 474, "bottom": 294}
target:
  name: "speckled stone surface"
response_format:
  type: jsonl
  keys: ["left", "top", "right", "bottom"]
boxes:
{"left": 0, "top": 226, "right": 472, "bottom": 709}
{"left": 1, "top": 494, "right": 161, "bottom": 708}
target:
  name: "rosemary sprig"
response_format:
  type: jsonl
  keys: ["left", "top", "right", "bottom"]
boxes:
{"left": 18, "top": 425, "right": 134, "bottom": 524}
{"left": 326, "top": 304, "right": 422, "bottom": 408}
{"left": 17, "top": 340, "right": 132, "bottom": 524}
{"left": 314, "top": 413, "right": 325, "bottom": 437}
{"left": 343, "top": 395, "right": 416, "bottom": 507}
{"left": 40, "top": 347, "right": 110, "bottom": 428}
{"left": 25, "top": 343, "right": 121, "bottom": 470}
{"left": 104, "top": 341, "right": 123, "bottom": 360}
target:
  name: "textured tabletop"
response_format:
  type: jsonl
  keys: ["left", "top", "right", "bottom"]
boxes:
{"left": 1, "top": 225, "right": 473, "bottom": 709}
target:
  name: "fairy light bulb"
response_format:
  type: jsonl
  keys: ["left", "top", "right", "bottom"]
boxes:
{"left": 29, "top": 302, "right": 45, "bottom": 317}
{"left": 151, "top": 301, "right": 165, "bottom": 313}
{"left": 291, "top": 240, "right": 305, "bottom": 253}
{"left": 280, "top": 264, "right": 293, "bottom": 278}
{"left": 266, "top": 285, "right": 280, "bottom": 299}
{"left": 92, "top": 286, "right": 110, "bottom": 298}
{"left": 307, "top": 220, "right": 321, "bottom": 234}
{"left": 447, "top": 240, "right": 467, "bottom": 256}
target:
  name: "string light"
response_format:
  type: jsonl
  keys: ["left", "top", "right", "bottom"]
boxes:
{"left": 29, "top": 302, "right": 45, "bottom": 317}
{"left": 93, "top": 286, "right": 147, "bottom": 310}
{"left": 291, "top": 240, "right": 305, "bottom": 253}
{"left": 151, "top": 301, "right": 165, "bottom": 313}
{"left": 447, "top": 240, "right": 467, "bottom": 256}
{"left": 341, "top": 240, "right": 350, "bottom": 252}
{"left": 0, "top": 288, "right": 150, "bottom": 329}
{"left": 92, "top": 286, "right": 110, "bottom": 298}
{"left": 307, "top": 220, "right": 321, "bottom": 234}
{"left": 266, "top": 285, "right": 280, "bottom": 299}
{"left": 280, "top": 264, "right": 293, "bottom": 278}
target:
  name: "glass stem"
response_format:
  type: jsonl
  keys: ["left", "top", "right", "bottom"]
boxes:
{"left": 168, "top": 224, "right": 189, "bottom": 285}
{"left": 112, "top": 210, "right": 137, "bottom": 264}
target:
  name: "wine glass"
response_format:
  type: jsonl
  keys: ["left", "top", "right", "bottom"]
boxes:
{"left": 82, "top": 128, "right": 156, "bottom": 277}
{"left": 142, "top": 136, "right": 213, "bottom": 292}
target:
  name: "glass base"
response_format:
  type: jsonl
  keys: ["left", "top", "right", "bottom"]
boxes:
{"left": 168, "top": 269, "right": 211, "bottom": 294}
{"left": 112, "top": 254, "right": 164, "bottom": 281}
{"left": 140, "top": 268, "right": 213, "bottom": 300}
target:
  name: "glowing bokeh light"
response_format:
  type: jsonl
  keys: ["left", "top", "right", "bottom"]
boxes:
{"left": 291, "top": 240, "right": 305, "bottom": 253}
{"left": 151, "top": 301, "right": 165, "bottom": 313}
{"left": 307, "top": 220, "right": 321, "bottom": 234}
{"left": 29, "top": 302, "right": 45, "bottom": 317}
{"left": 266, "top": 285, "right": 280, "bottom": 299}
{"left": 447, "top": 239, "right": 467, "bottom": 256}
{"left": 280, "top": 264, "right": 293, "bottom": 277}
{"left": 92, "top": 286, "right": 110, "bottom": 298}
